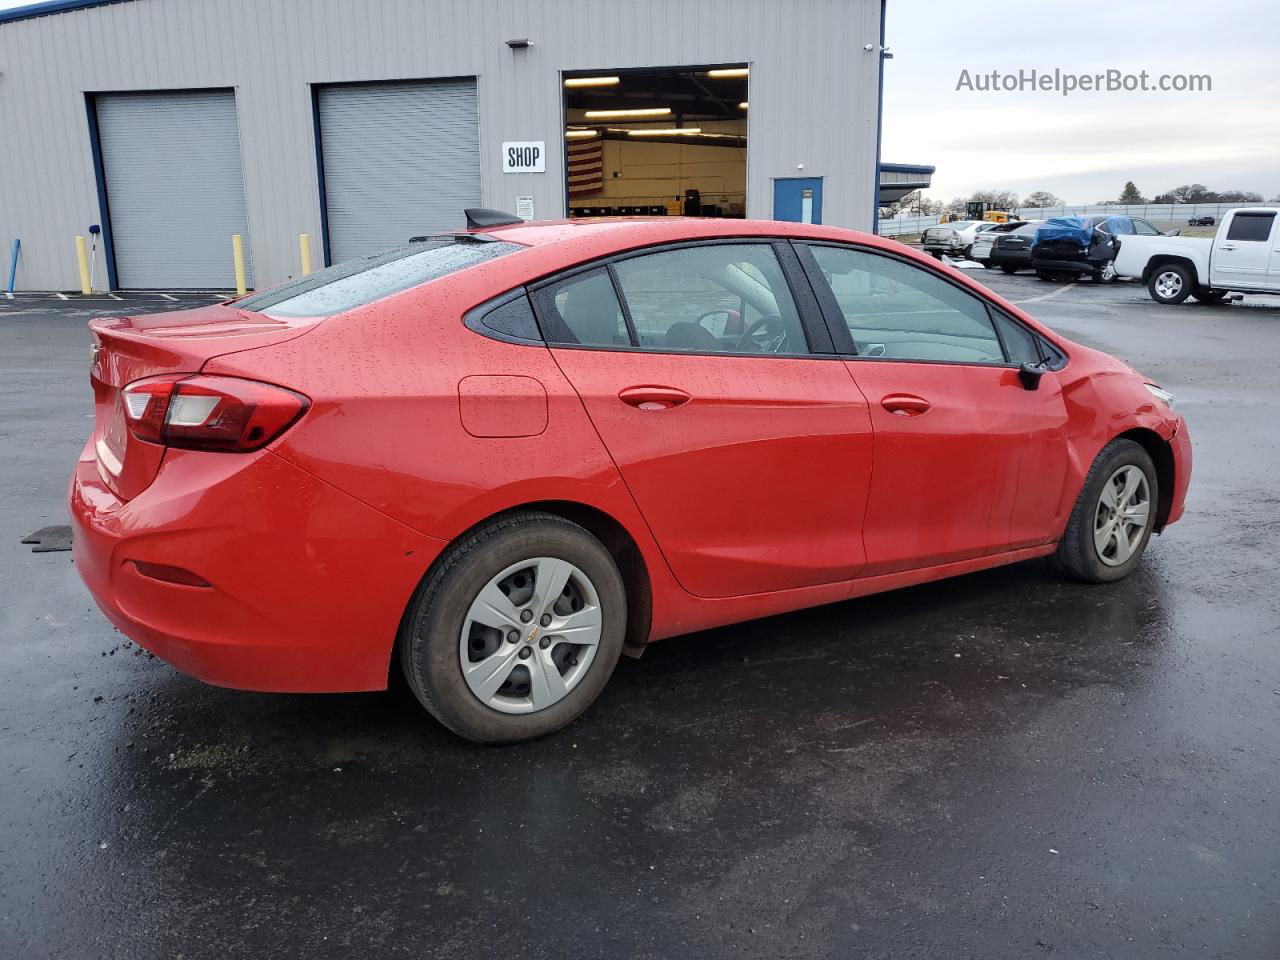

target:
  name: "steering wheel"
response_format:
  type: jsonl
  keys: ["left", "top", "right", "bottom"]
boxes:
{"left": 736, "top": 314, "right": 788, "bottom": 353}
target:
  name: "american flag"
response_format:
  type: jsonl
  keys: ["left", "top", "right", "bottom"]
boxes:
{"left": 566, "top": 137, "right": 604, "bottom": 198}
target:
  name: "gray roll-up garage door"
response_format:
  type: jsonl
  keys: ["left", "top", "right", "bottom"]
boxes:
{"left": 95, "top": 90, "right": 251, "bottom": 289}
{"left": 317, "top": 80, "right": 480, "bottom": 264}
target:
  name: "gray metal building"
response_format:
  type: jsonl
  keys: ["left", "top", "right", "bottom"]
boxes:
{"left": 0, "top": 0, "right": 887, "bottom": 291}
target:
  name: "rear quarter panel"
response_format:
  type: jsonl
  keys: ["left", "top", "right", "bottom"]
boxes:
{"left": 1113, "top": 235, "right": 1212, "bottom": 280}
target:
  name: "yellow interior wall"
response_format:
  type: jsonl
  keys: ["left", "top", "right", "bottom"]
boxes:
{"left": 571, "top": 138, "right": 746, "bottom": 210}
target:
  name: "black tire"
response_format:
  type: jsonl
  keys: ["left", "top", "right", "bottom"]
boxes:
{"left": 1147, "top": 264, "right": 1193, "bottom": 304}
{"left": 930, "top": 250, "right": 944, "bottom": 260}
{"left": 979, "top": 259, "right": 992, "bottom": 269}
{"left": 1192, "top": 288, "right": 1228, "bottom": 304}
{"left": 1000, "top": 264, "right": 1018, "bottom": 274}
{"left": 399, "top": 511, "right": 627, "bottom": 743}
{"left": 1035, "top": 270, "right": 1057, "bottom": 281}
{"left": 962, "top": 245, "right": 974, "bottom": 260}
{"left": 1056, "top": 439, "right": 1159, "bottom": 583}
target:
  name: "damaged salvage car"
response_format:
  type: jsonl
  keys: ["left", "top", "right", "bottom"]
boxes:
{"left": 71, "top": 211, "right": 1191, "bottom": 742}
{"left": 1030, "top": 214, "right": 1165, "bottom": 283}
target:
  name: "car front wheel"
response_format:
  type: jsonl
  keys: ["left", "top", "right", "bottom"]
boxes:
{"left": 399, "top": 512, "right": 627, "bottom": 742}
{"left": 1056, "top": 439, "right": 1158, "bottom": 583}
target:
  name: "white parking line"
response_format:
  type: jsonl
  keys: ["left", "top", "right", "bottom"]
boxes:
{"left": 55, "top": 292, "right": 68, "bottom": 300}
{"left": 1014, "top": 283, "right": 1074, "bottom": 305}
{"left": 160, "top": 293, "right": 178, "bottom": 301}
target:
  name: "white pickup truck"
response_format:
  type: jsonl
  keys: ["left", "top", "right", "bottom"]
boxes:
{"left": 1113, "top": 207, "right": 1280, "bottom": 304}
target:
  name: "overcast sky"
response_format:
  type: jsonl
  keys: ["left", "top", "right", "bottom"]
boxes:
{"left": 3, "top": 0, "right": 1275, "bottom": 205}
{"left": 882, "top": 0, "right": 1280, "bottom": 204}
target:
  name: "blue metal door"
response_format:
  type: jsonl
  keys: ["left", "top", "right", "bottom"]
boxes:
{"left": 773, "top": 177, "right": 823, "bottom": 224}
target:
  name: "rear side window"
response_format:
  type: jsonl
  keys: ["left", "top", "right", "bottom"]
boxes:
{"left": 539, "top": 269, "right": 630, "bottom": 347}
{"left": 236, "top": 239, "right": 523, "bottom": 318}
{"left": 805, "top": 245, "right": 1005, "bottom": 364}
{"left": 611, "top": 244, "right": 809, "bottom": 355}
{"left": 1226, "top": 212, "right": 1276, "bottom": 242}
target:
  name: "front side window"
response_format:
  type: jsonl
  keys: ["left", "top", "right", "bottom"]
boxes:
{"left": 611, "top": 244, "right": 810, "bottom": 355}
{"left": 1226, "top": 212, "right": 1276, "bottom": 242}
{"left": 1132, "top": 218, "right": 1161, "bottom": 236}
{"left": 236, "top": 239, "right": 523, "bottom": 318}
{"left": 805, "top": 245, "right": 1006, "bottom": 364}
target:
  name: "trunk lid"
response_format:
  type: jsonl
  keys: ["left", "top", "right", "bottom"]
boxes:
{"left": 88, "top": 303, "right": 319, "bottom": 500}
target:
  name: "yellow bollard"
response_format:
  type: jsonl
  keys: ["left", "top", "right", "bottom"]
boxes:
{"left": 75, "top": 236, "right": 91, "bottom": 295}
{"left": 231, "top": 234, "right": 247, "bottom": 296}
{"left": 299, "top": 233, "right": 312, "bottom": 276}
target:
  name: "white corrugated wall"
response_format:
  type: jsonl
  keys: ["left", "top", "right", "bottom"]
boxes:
{"left": 0, "top": 0, "right": 883, "bottom": 291}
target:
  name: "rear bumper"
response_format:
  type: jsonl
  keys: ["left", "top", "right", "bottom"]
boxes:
{"left": 990, "top": 249, "right": 1032, "bottom": 265}
{"left": 70, "top": 442, "right": 445, "bottom": 692}
{"left": 1032, "top": 256, "right": 1104, "bottom": 276}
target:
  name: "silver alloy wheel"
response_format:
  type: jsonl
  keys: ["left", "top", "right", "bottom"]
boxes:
{"left": 1093, "top": 465, "right": 1152, "bottom": 566}
{"left": 458, "top": 556, "right": 602, "bottom": 714}
{"left": 1154, "top": 270, "right": 1183, "bottom": 300}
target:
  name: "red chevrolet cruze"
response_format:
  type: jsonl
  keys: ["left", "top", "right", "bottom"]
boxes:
{"left": 71, "top": 212, "right": 1191, "bottom": 742}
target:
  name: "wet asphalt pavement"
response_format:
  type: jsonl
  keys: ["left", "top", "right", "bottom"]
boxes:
{"left": 2, "top": 276, "right": 1278, "bottom": 959}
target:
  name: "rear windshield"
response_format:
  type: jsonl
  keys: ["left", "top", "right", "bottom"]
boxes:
{"left": 235, "top": 238, "right": 524, "bottom": 318}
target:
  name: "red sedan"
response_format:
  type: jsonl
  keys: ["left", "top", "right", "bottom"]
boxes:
{"left": 71, "top": 212, "right": 1191, "bottom": 742}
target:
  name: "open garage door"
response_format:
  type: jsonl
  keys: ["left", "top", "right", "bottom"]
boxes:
{"left": 563, "top": 66, "right": 747, "bottom": 218}
{"left": 316, "top": 79, "right": 480, "bottom": 264}
{"left": 95, "top": 90, "right": 251, "bottom": 289}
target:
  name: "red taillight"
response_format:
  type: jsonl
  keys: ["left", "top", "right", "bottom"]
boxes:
{"left": 121, "top": 375, "right": 309, "bottom": 452}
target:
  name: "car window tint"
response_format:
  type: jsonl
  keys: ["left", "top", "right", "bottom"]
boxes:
{"left": 236, "top": 240, "right": 523, "bottom": 318}
{"left": 1226, "top": 212, "right": 1276, "bottom": 242}
{"left": 540, "top": 269, "right": 630, "bottom": 347}
{"left": 611, "top": 244, "right": 810, "bottom": 355}
{"left": 1132, "top": 218, "right": 1161, "bottom": 236}
{"left": 992, "top": 311, "right": 1043, "bottom": 364}
{"left": 806, "top": 245, "right": 1006, "bottom": 364}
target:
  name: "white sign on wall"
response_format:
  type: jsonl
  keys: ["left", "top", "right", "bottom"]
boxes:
{"left": 502, "top": 141, "right": 546, "bottom": 174}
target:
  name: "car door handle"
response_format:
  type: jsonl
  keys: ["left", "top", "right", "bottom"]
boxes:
{"left": 881, "top": 393, "right": 931, "bottom": 416}
{"left": 1219, "top": 244, "right": 1237, "bottom": 251}
{"left": 618, "top": 385, "right": 691, "bottom": 410}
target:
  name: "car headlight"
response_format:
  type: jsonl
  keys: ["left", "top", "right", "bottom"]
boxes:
{"left": 1144, "top": 383, "right": 1175, "bottom": 409}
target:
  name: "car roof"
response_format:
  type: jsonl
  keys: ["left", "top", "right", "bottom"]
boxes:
{"left": 470, "top": 216, "right": 900, "bottom": 261}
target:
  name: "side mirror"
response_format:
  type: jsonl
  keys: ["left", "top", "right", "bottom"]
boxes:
{"left": 1018, "top": 361, "right": 1047, "bottom": 390}
{"left": 1167, "top": 229, "right": 1181, "bottom": 237}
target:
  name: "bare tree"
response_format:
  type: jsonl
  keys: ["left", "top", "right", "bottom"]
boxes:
{"left": 1022, "top": 191, "right": 1061, "bottom": 209}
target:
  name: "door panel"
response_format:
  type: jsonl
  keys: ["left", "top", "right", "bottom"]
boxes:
{"left": 847, "top": 362, "right": 1070, "bottom": 575}
{"left": 551, "top": 349, "right": 873, "bottom": 597}
{"left": 1210, "top": 211, "right": 1276, "bottom": 289}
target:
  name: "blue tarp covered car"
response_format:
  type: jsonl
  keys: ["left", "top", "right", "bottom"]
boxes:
{"left": 1030, "top": 215, "right": 1141, "bottom": 282}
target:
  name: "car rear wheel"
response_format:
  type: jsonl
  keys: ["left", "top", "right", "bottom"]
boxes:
{"left": 1000, "top": 264, "right": 1019, "bottom": 274}
{"left": 399, "top": 512, "right": 626, "bottom": 742}
{"left": 1192, "top": 288, "right": 1228, "bottom": 304}
{"left": 1056, "top": 439, "right": 1158, "bottom": 583}
{"left": 1148, "top": 265, "right": 1193, "bottom": 304}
